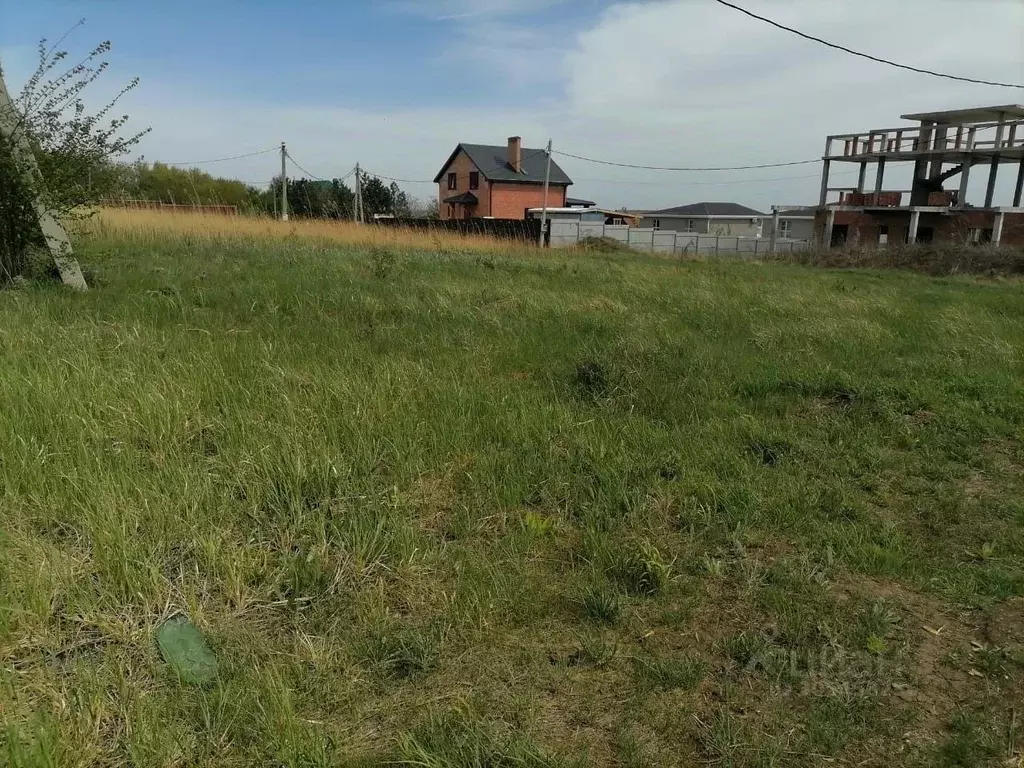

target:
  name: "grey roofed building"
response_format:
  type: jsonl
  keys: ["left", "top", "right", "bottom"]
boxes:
{"left": 638, "top": 201, "right": 767, "bottom": 236}
{"left": 772, "top": 205, "right": 818, "bottom": 218}
{"left": 432, "top": 143, "right": 573, "bottom": 185}
{"left": 764, "top": 205, "right": 819, "bottom": 241}
{"left": 647, "top": 202, "right": 766, "bottom": 217}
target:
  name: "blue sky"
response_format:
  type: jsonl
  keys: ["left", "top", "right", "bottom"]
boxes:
{"left": 2, "top": 0, "right": 1022, "bottom": 209}
{"left": 0, "top": 1, "right": 597, "bottom": 106}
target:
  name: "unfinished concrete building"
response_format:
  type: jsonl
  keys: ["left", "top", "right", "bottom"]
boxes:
{"left": 815, "top": 105, "right": 1024, "bottom": 247}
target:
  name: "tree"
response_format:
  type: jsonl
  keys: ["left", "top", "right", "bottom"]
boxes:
{"left": 120, "top": 161, "right": 254, "bottom": 207}
{"left": 359, "top": 173, "right": 392, "bottom": 219}
{"left": 353, "top": 172, "right": 414, "bottom": 219}
{"left": 389, "top": 182, "right": 410, "bottom": 217}
{"left": 262, "top": 176, "right": 356, "bottom": 219}
{"left": 0, "top": 28, "right": 147, "bottom": 280}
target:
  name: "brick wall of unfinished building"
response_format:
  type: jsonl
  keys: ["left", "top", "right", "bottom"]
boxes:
{"left": 812, "top": 210, "right": 1024, "bottom": 246}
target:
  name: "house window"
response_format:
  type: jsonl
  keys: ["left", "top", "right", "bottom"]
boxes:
{"left": 969, "top": 228, "right": 993, "bottom": 244}
{"left": 469, "top": 171, "right": 479, "bottom": 190}
{"left": 779, "top": 220, "right": 792, "bottom": 239}
{"left": 652, "top": 218, "right": 661, "bottom": 229}
{"left": 878, "top": 225, "right": 889, "bottom": 245}
{"left": 447, "top": 172, "right": 457, "bottom": 190}
{"left": 684, "top": 219, "right": 696, "bottom": 233}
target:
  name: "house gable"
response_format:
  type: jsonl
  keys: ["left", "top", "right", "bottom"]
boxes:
{"left": 434, "top": 142, "right": 572, "bottom": 186}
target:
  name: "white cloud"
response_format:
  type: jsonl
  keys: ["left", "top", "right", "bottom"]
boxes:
{"left": 556, "top": 0, "right": 1024, "bottom": 207}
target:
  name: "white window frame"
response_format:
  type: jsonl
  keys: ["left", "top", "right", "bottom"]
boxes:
{"left": 779, "top": 219, "right": 792, "bottom": 239}
{"left": 683, "top": 219, "right": 696, "bottom": 233}
{"left": 652, "top": 218, "right": 661, "bottom": 229}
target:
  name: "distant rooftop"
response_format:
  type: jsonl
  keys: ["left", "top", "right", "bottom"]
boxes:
{"left": 648, "top": 202, "right": 766, "bottom": 217}
{"left": 774, "top": 205, "right": 818, "bottom": 217}
{"left": 900, "top": 105, "right": 1024, "bottom": 124}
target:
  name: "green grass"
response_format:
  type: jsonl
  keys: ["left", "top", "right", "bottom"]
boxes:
{"left": 2, "top": 232, "right": 1023, "bottom": 766}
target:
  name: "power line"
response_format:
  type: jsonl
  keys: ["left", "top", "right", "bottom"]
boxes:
{"left": 712, "top": 0, "right": 1024, "bottom": 89}
{"left": 361, "top": 171, "right": 434, "bottom": 184}
{"left": 573, "top": 169, "right": 859, "bottom": 187}
{"left": 285, "top": 152, "right": 330, "bottom": 181}
{"left": 164, "top": 147, "right": 278, "bottom": 166}
{"left": 553, "top": 149, "right": 820, "bottom": 171}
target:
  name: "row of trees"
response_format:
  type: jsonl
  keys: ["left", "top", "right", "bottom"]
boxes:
{"left": 100, "top": 160, "right": 436, "bottom": 220}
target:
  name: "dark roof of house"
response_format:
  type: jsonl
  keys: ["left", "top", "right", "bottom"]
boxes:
{"left": 776, "top": 206, "right": 818, "bottom": 218}
{"left": 433, "top": 143, "right": 573, "bottom": 185}
{"left": 443, "top": 191, "right": 479, "bottom": 205}
{"left": 647, "top": 202, "right": 766, "bottom": 217}
{"left": 566, "top": 197, "right": 596, "bottom": 207}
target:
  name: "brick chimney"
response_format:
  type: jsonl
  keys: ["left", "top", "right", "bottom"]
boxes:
{"left": 507, "top": 136, "right": 522, "bottom": 173}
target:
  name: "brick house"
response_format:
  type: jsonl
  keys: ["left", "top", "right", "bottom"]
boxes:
{"left": 433, "top": 137, "right": 572, "bottom": 220}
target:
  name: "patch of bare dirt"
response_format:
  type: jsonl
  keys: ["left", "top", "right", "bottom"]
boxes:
{"left": 842, "top": 577, "right": 1019, "bottom": 749}
{"left": 984, "top": 597, "right": 1024, "bottom": 649}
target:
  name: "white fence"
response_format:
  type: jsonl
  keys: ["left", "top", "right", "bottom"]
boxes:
{"left": 549, "top": 221, "right": 811, "bottom": 257}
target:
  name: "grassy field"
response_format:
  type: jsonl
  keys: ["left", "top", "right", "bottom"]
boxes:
{"left": 1, "top": 213, "right": 1023, "bottom": 767}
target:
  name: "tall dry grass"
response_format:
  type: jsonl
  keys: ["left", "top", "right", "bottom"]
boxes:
{"left": 86, "top": 206, "right": 521, "bottom": 253}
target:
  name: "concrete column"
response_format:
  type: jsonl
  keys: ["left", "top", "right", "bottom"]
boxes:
{"left": 908, "top": 210, "right": 921, "bottom": 244}
{"left": 857, "top": 162, "right": 868, "bottom": 193}
{"left": 958, "top": 160, "right": 972, "bottom": 207}
{"left": 985, "top": 116, "right": 1007, "bottom": 208}
{"left": 819, "top": 159, "right": 832, "bottom": 206}
{"left": 928, "top": 126, "right": 948, "bottom": 179}
{"left": 874, "top": 158, "right": 886, "bottom": 195}
{"left": 1013, "top": 157, "right": 1024, "bottom": 207}
{"left": 992, "top": 211, "right": 1005, "bottom": 246}
{"left": 985, "top": 160, "right": 1001, "bottom": 208}
{"left": 823, "top": 208, "right": 836, "bottom": 248}
{"left": 910, "top": 121, "right": 934, "bottom": 206}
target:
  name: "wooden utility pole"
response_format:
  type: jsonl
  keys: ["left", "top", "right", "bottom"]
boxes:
{"left": 0, "top": 67, "right": 87, "bottom": 289}
{"left": 538, "top": 139, "right": 552, "bottom": 247}
{"left": 280, "top": 142, "right": 289, "bottom": 221}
